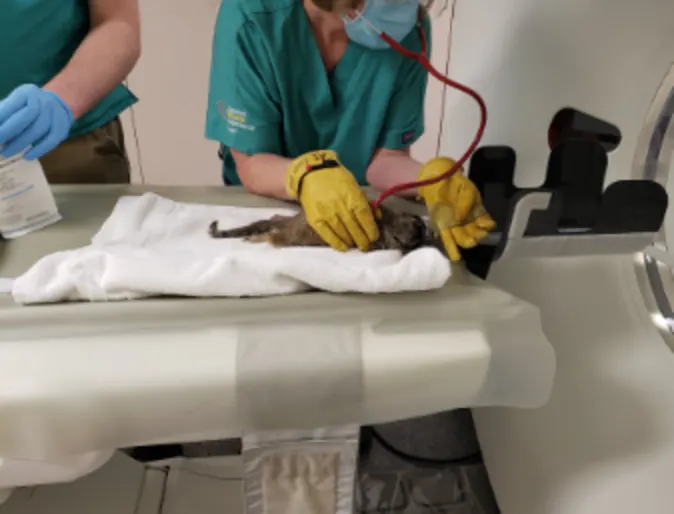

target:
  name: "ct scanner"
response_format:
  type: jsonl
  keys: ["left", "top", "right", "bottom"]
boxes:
{"left": 2, "top": 0, "right": 674, "bottom": 513}
{"left": 439, "top": 0, "right": 674, "bottom": 513}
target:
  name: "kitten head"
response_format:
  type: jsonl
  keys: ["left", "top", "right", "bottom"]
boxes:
{"left": 377, "top": 209, "right": 430, "bottom": 253}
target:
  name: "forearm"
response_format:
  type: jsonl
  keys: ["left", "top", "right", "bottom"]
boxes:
{"left": 235, "top": 152, "right": 293, "bottom": 200}
{"left": 366, "top": 152, "right": 422, "bottom": 197}
{"left": 44, "top": 14, "right": 140, "bottom": 119}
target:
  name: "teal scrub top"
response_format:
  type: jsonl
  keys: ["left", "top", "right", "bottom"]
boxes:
{"left": 205, "top": 0, "right": 431, "bottom": 186}
{"left": 1, "top": 0, "right": 138, "bottom": 139}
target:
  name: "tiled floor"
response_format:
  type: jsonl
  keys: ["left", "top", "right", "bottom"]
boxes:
{"left": 163, "top": 466, "right": 243, "bottom": 514}
{"left": 0, "top": 446, "right": 499, "bottom": 514}
{"left": 0, "top": 453, "right": 150, "bottom": 514}
{"left": 0, "top": 453, "right": 244, "bottom": 514}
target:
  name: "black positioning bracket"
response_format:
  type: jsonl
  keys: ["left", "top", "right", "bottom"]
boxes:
{"left": 461, "top": 139, "right": 669, "bottom": 279}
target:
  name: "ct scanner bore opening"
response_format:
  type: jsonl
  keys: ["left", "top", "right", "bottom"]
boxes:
{"left": 633, "top": 63, "right": 674, "bottom": 351}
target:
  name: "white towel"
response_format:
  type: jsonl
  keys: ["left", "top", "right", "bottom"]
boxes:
{"left": 0, "top": 278, "right": 14, "bottom": 294}
{"left": 11, "top": 193, "right": 451, "bottom": 304}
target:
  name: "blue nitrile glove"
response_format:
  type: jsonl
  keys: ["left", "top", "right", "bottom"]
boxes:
{"left": 0, "top": 84, "right": 74, "bottom": 160}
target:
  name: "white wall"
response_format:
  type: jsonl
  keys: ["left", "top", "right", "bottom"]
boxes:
{"left": 123, "top": 0, "right": 224, "bottom": 186}
{"left": 120, "top": 0, "right": 455, "bottom": 186}
{"left": 441, "top": 0, "right": 674, "bottom": 189}
{"left": 122, "top": 0, "right": 674, "bottom": 190}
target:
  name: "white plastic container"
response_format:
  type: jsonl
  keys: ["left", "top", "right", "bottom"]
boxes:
{"left": 0, "top": 153, "right": 62, "bottom": 238}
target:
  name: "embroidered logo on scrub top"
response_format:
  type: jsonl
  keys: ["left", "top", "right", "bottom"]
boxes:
{"left": 217, "top": 101, "right": 256, "bottom": 133}
{"left": 402, "top": 130, "right": 415, "bottom": 144}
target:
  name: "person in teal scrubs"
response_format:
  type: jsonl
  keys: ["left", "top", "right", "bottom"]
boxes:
{"left": 207, "top": 0, "right": 430, "bottom": 189}
{"left": 206, "top": 0, "right": 496, "bottom": 260}
{"left": 0, "top": 0, "right": 141, "bottom": 183}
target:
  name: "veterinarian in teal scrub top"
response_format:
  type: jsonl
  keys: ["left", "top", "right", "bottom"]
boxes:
{"left": 0, "top": 0, "right": 140, "bottom": 183}
{"left": 206, "top": 0, "right": 496, "bottom": 261}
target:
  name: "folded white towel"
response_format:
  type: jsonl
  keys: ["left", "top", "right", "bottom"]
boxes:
{"left": 11, "top": 193, "right": 451, "bottom": 304}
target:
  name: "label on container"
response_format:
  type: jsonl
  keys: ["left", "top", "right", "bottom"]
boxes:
{"left": 0, "top": 155, "right": 62, "bottom": 238}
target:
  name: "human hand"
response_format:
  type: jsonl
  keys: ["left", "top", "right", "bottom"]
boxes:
{"left": 0, "top": 84, "right": 74, "bottom": 160}
{"left": 285, "top": 150, "right": 379, "bottom": 251}
{"left": 418, "top": 156, "right": 496, "bottom": 261}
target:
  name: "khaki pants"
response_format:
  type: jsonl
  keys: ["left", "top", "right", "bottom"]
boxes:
{"left": 39, "top": 117, "right": 131, "bottom": 184}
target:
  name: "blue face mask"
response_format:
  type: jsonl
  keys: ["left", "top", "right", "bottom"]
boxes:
{"left": 343, "top": 0, "right": 419, "bottom": 51}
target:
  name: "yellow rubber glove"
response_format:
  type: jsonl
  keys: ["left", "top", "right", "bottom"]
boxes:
{"left": 417, "top": 157, "right": 497, "bottom": 261}
{"left": 285, "top": 150, "right": 379, "bottom": 252}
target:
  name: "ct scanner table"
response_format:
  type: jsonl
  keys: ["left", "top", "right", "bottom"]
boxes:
{"left": 0, "top": 185, "right": 555, "bottom": 494}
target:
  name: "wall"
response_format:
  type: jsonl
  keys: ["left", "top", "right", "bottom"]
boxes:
{"left": 121, "top": 0, "right": 674, "bottom": 190}
{"left": 122, "top": 0, "right": 224, "bottom": 186}
{"left": 120, "top": 0, "right": 455, "bottom": 186}
{"left": 440, "top": 0, "right": 674, "bottom": 188}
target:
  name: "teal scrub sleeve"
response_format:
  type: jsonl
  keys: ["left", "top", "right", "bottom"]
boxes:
{"left": 376, "top": 16, "right": 432, "bottom": 150}
{"left": 205, "top": 20, "right": 282, "bottom": 156}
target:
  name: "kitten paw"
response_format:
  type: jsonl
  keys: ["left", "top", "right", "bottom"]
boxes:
{"left": 245, "top": 234, "right": 272, "bottom": 244}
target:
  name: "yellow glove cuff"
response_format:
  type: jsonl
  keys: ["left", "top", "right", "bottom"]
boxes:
{"left": 427, "top": 202, "right": 459, "bottom": 230}
{"left": 285, "top": 150, "right": 342, "bottom": 200}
